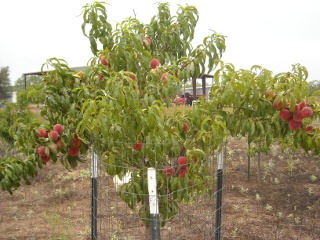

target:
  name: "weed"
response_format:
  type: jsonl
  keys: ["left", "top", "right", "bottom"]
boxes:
{"left": 310, "top": 175, "right": 317, "bottom": 182}
{"left": 287, "top": 159, "right": 295, "bottom": 172}
{"left": 294, "top": 216, "right": 301, "bottom": 224}
{"left": 26, "top": 209, "right": 34, "bottom": 219}
{"left": 277, "top": 211, "right": 284, "bottom": 219}
{"left": 255, "top": 194, "right": 261, "bottom": 202}
{"left": 79, "top": 225, "right": 91, "bottom": 239}
{"left": 265, "top": 204, "right": 273, "bottom": 212}
{"left": 239, "top": 186, "right": 248, "bottom": 194}
{"left": 231, "top": 226, "right": 239, "bottom": 237}
{"left": 307, "top": 187, "right": 314, "bottom": 195}
{"left": 43, "top": 211, "right": 75, "bottom": 240}
{"left": 233, "top": 205, "right": 240, "bottom": 212}
{"left": 80, "top": 169, "right": 91, "bottom": 179}
{"left": 262, "top": 159, "right": 275, "bottom": 181}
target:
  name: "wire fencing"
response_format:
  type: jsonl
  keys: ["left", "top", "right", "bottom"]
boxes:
{"left": 1, "top": 136, "right": 320, "bottom": 239}
{"left": 91, "top": 141, "right": 226, "bottom": 240}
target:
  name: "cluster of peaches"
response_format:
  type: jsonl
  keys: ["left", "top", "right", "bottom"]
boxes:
{"left": 35, "top": 124, "right": 81, "bottom": 163}
{"left": 265, "top": 89, "right": 315, "bottom": 133}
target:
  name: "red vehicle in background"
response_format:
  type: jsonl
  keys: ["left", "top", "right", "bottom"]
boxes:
{"left": 173, "top": 96, "right": 187, "bottom": 105}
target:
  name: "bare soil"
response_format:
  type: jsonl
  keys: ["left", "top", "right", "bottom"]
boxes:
{"left": 1, "top": 136, "right": 320, "bottom": 239}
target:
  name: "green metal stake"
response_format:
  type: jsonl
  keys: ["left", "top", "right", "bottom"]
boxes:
{"left": 91, "top": 149, "right": 98, "bottom": 240}
{"left": 247, "top": 142, "right": 251, "bottom": 181}
{"left": 215, "top": 148, "right": 224, "bottom": 240}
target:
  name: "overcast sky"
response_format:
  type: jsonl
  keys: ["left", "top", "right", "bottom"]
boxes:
{"left": 1, "top": 0, "right": 320, "bottom": 85}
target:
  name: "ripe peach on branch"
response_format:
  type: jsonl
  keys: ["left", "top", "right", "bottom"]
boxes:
{"left": 150, "top": 58, "right": 160, "bottom": 69}
{"left": 279, "top": 109, "right": 291, "bottom": 121}
{"left": 133, "top": 142, "right": 143, "bottom": 151}
{"left": 36, "top": 128, "right": 48, "bottom": 138}
{"left": 300, "top": 107, "right": 313, "bottom": 118}
{"left": 143, "top": 37, "right": 151, "bottom": 48}
{"left": 163, "top": 166, "right": 175, "bottom": 176}
{"left": 53, "top": 124, "right": 64, "bottom": 134}
{"left": 289, "top": 119, "right": 301, "bottom": 130}
{"left": 49, "top": 131, "right": 59, "bottom": 142}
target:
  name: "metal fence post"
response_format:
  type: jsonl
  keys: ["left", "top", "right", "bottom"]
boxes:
{"left": 91, "top": 150, "right": 98, "bottom": 240}
{"left": 148, "top": 167, "right": 161, "bottom": 240}
{"left": 247, "top": 142, "right": 251, "bottom": 181}
{"left": 215, "top": 147, "right": 224, "bottom": 240}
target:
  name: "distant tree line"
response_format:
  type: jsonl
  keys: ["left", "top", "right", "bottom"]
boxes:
{"left": 14, "top": 75, "right": 42, "bottom": 91}
{"left": 308, "top": 80, "right": 320, "bottom": 96}
{"left": 0, "top": 67, "right": 11, "bottom": 101}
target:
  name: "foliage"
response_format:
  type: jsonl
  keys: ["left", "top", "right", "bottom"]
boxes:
{"left": 0, "top": 102, "right": 34, "bottom": 147}
{"left": 0, "top": 102, "right": 35, "bottom": 194}
{"left": 0, "top": 66, "right": 11, "bottom": 101}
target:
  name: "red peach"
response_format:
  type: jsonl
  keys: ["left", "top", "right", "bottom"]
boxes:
{"left": 300, "top": 107, "right": 313, "bottom": 118}
{"left": 36, "top": 128, "right": 47, "bottom": 138}
{"left": 163, "top": 166, "right": 175, "bottom": 176}
{"left": 41, "top": 155, "right": 51, "bottom": 163}
{"left": 273, "top": 100, "right": 283, "bottom": 110}
{"left": 53, "top": 124, "right": 64, "bottom": 134}
{"left": 289, "top": 119, "right": 301, "bottom": 130}
{"left": 293, "top": 111, "right": 304, "bottom": 122}
{"left": 69, "top": 147, "right": 79, "bottom": 157}
{"left": 265, "top": 89, "right": 275, "bottom": 100}
{"left": 183, "top": 122, "right": 189, "bottom": 132}
{"left": 299, "top": 100, "right": 307, "bottom": 109}
{"left": 100, "top": 55, "right": 108, "bottom": 66}
{"left": 178, "top": 156, "right": 187, "bottom": 166}
{"left": 179, "top": 167, "right": 188, "bottom": 178}
{"left": 37, "top": 146, "right": 47, "bottom": 157}
{"left": 49, "top": 131, "right": 59, "bottom": 141}
{"left": 161, "top": 73, "right": 168, "bottom": 81}
{"left": 129, "top": 74, "right": 136, "bottom": 81}
{"left": 143, "top": 37, "right": 151, "bottom": 47}
{"left": 292, "top": 104, "right": 300, "bottom": 113}
{"left": 279, "top": 109, "right": 291, "bottom": 121}
{"left": 71, "top": 138, "right": 81, "bottom": 148}
{"left": 150, "top": 58, "right": 160, "bottom": 69}
{"left": 133, "top": 142, "right": 143, "bottom": 151}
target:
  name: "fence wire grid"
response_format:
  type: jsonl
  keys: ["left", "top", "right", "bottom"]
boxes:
{"left": 91, "top": 141, "right": 227, "bottom": 240}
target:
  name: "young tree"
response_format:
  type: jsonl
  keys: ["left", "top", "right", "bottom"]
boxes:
{"left": 0, "top": 66, "right": 11, "bottom": 101}
{"left": 0, "top": 2, "right": 319, "bottom": 235}
{"left": 1, "top": 3, "right": 226, "bottom": 226}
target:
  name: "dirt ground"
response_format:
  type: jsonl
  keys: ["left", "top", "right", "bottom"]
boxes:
{"left": 1, "top": 136, "right": 320, "bottom": 239}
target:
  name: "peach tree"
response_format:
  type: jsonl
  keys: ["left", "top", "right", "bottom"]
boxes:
{"left": 0, "top": 2, "right": 226, "bottom": 226}
{"left": 1, "top": 1, "right": 319, "bottom": 228}
{"left": 208, "top": 62, "right": 319, "bottom": 155}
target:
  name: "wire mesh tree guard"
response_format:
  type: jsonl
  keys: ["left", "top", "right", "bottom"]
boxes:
{"left": 90, "top": 141, "right": 225, "bottom": 240}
